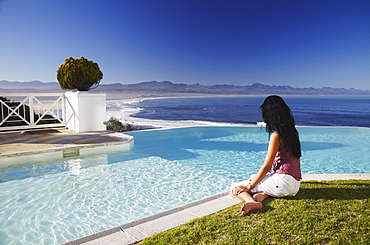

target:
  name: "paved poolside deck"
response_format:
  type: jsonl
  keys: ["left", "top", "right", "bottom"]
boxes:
{"left": 0, "top": 128, "right": 369, "bottom": 245}
{"left": 0, "top": 128, "right": 133, "bottom": 165}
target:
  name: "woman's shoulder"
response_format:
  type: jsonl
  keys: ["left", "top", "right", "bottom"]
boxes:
{"left": 271, "top": 131, "right": 285, "bottom": 148}
{"left": 269, "top": 131, "right": 280, "bottom": 143}
{"left": 271, "top": 131, "right": 280, "bottom": 139}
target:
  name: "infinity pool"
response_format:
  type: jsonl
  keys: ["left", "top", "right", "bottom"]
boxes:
{"left": 1, "top": 126, "right": 369, "bottom": 244}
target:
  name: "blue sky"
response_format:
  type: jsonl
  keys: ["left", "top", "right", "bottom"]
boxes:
{"left": 1, "top": 0, "right": 369, "bottom": 89}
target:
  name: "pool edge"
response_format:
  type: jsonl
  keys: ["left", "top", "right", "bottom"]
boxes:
{"left": 61, "top": 173, "right": 370, "bottom": 245}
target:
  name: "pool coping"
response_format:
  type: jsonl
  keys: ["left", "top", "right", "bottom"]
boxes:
{"left": 62, "top": 173, "right": 370, "bottom": 245}
{"left": 0, "top": 129, "right": 134, "bottom": 166}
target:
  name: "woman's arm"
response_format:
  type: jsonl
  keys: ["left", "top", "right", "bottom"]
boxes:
{"left": 233, "top": 132, "right": 281, "bottom": 195}
{"left": 248, "top": 131, "right": 281, "bottom": 190}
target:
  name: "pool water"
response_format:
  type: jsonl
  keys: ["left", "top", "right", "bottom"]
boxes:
{"left": 0, "top": 126, "right": 369, "bottom": 244}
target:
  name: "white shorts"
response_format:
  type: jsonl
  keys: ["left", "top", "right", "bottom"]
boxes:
{"left": 230, "top": 172, "right": 300, "bottom": 198}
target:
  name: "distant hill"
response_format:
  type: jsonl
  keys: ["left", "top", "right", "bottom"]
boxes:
{"left": 1, "top": 80, "right": 369, "bottom": 95}
{"left": 96, "top": 81, "right": 370, "bottom": 95}
{"left": 0, "top": 80, "right": 65, "bottom": 94}
{"left": 0, "top": 80, "right": 61, "bottom": 90}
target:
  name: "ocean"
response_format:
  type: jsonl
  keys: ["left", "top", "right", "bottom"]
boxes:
{"left": 108, "top": 95, "right": 370, "bottom": 128}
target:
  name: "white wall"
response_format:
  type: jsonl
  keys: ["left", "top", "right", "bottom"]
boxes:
{"left": 65, "top": 91, "right": 106, "bottom": 133}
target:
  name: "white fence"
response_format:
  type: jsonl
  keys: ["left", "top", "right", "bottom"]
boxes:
{"left": 0, "top": 93, "right": 66, "bottom": 131}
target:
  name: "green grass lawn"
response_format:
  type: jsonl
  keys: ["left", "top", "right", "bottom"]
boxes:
{"left": 139, "top": 179, "right": 370, "bottom": 244}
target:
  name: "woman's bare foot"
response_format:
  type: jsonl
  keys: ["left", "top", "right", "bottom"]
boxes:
{"left": 240, "top": 201, "right": 263, "bottom": 215}
{"left": 253, "top": 192, "right": 269, "bottom": 202}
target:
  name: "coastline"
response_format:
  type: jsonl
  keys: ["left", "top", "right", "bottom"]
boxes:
{"left": 106, "top": 93, "right": 261, "bottom": 130}
{"left": 106, "top": 91, "right": 370, "bottom": 130}
{"left": 105, "top": 93, "right": 370, "bottom": 129}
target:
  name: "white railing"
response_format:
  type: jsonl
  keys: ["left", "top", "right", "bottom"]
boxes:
{"left": 0, "top": 93, "right": 66, "bottom": 131}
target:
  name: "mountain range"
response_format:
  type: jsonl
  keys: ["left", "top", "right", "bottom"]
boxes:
{"left": 1, "top": 80, "right": 369, "bottom": 95}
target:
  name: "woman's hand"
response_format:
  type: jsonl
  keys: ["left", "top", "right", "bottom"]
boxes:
{"left": 233, "top": 185, "right": 252, "bottom": 195}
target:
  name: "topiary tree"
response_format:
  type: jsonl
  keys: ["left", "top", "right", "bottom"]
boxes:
{"left": 56, "top": 56, "right": 103, "bottom": 91}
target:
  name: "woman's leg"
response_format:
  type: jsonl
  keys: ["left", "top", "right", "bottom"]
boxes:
{"left": 253, "top": 192, "right": 269, "bottom": 202}
{"left": 233, "top": 191, "right": 263, "bottom": 215}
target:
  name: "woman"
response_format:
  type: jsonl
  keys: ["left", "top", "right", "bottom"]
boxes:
{"left": 231, "top": 95, "right": 302, "bottom": 215}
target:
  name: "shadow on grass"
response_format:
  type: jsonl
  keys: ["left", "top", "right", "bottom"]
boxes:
{"left": 290, "top": 180, "right": 370, "bottom": 200}
{"left": 259, "top": 198, "right": 276, "bottom": 213}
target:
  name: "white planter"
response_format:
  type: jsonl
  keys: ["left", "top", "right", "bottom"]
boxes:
{"left": 64, "top": 91, "right": 106, "bottom": 133}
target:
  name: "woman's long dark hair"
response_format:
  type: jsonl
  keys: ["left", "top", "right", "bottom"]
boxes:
{"left": 260, "top": 95, "right": 301, "bottom": 158}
